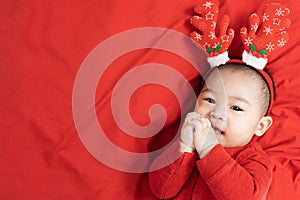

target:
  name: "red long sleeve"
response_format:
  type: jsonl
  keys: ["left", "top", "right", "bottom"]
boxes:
{"left": 197, "top": 143, "right": 273, "bottom": 200}
{"left": 148, "top": 142, "right": 273, "bottom": 199}
{"left": 149, "top": 148, "right": 198, "bottom": 199}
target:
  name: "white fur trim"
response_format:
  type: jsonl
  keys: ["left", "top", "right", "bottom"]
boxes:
{"left": 207, "top": 51, "right": 230, "bottom": 68}
{"left": 242, "top": 50, "right": 268, "bottom": 70}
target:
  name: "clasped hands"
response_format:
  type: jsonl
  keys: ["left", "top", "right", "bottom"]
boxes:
{"left": 180, "top": 112, "right": 219, "bottom": 158}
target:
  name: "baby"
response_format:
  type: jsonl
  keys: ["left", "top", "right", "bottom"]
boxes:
{"left": 149, "top": 63, "right": 274, "bottom": 199}
{"left": 149, "top": 1, "right": 290, "bottom": 199}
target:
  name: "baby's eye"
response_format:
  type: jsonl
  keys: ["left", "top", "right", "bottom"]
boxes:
{"left": 204, "top": 98, "right": 215, "bottom": 104}
{"left": 230, "top": 106, "right": 243, "bottom": 111}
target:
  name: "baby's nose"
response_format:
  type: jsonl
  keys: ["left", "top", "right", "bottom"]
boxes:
{"left": 210, "top": 106, "right": 226, "bottom": 121}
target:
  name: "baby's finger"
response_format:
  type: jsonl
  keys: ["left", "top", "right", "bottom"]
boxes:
{"left": 199, "top": 118, "right": 211, "bottom": 129}
{"left": 189, "top": 119, "right": 201, "bottom": 128}
{"left": 193, "top": 118, "right": 209, "bottom": 134}
{"left": 185, "top": 112, "right": 201, "bottom": 123}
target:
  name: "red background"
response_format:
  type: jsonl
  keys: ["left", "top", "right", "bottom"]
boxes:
{"left": 1, "top": 0, "right": 300, "bottom": 199}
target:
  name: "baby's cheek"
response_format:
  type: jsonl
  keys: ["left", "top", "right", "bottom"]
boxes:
{"left": 228, "top": 131, "right": 253, "bottom": 147}
{"left": 194, "top": 102, "right": 212, "bottom": 117}
{"left": 194, "top": 101, "right": 201, "bottom": 113}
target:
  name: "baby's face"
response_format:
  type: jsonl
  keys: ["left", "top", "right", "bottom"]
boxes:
{"left": 195, "top": 69, "right": 265, "bottom": 147}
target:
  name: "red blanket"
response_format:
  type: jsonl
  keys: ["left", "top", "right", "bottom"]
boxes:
{"left": 1, "top": 0, "right": 300, "bottom": 199}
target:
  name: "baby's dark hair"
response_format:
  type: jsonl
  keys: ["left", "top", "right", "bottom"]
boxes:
{"left": 206, "top": 63, "right": 273, "bottom": 116}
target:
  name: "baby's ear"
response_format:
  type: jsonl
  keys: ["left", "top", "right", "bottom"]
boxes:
{"left": 254, "top": 116, "right": 273, "bottom": 137}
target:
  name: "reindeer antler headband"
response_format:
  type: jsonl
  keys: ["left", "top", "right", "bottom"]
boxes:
{"left": 190, "top": 0, "right": 234, "bottom": 67}
{"left": 190, "top": 0, "right": 291, "bottom": 115}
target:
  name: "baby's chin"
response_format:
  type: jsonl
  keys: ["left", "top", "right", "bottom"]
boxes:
{"left": 218, "top": 138, "right": 252, "bottom": 148}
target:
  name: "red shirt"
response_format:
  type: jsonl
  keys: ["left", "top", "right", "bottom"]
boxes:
{"left": 149, "top": 142, "right": 273, "bottom": 200}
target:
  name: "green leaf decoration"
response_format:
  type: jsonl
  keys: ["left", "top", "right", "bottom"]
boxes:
{"left": 258, "top": 49, "right": 267, "bottom": 55}
{"left": 250, "top": 44, "right": 256, "bottom": 52}
{"left": 206, "top": 47, "right": 213, "bottom": 53}
{"left": 215, "top": 44, "right": 222, "bottom": 52}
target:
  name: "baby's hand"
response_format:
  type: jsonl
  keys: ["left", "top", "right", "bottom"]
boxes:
{"left": 193, "top": 117, "right": 219, "bottom": 158}
{"left": 179, "top": 112, "right": 201, "bottom": 152}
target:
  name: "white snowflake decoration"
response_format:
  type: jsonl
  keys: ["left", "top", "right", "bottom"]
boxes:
{"left": 194, "top": 33, "right": 202, "bottom": 41}
{"left": 203, "top": 1, "right": 214, "bottom": 9}
{"left": 263, "top": 26, "right": 274, "bottom": 35}
{"left": 266, "top": 42, "right": 275, "bottom": 52}
{"left": 279, "top": 27, "right": 287, "bottom": 35}
{"left": 213, "top": 42, "right": 220, "bottom": 48}
{"left": 208, "top": 31, "right": 216, "bottom": 39}
{"left": 251, "top": 23, "right": 259, "bottom": 31}
{"left": 277, "top": 38, "right": 287, "bottom": 47}
{"left": 244, "top": 37, "right": 253, "bottom": 46}
{"left": 262, "top": 13, "right": 269, "bottom": 22}
{"left": 275, "top": 8, "right": 285, "bottom": 16}
{"left": 211, "top": 21, "right": 216, "bottom": 29}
